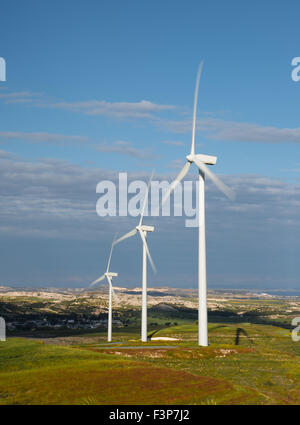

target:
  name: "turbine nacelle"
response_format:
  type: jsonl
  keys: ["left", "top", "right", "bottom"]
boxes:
{"left": 186, "top": 153, "right": 217, "bottom": 165}
{"left": 137, "top": 225, "right": 155, "bottom": 233}
{"left": 106, "top": 272, "right": 118, "bottom": 278}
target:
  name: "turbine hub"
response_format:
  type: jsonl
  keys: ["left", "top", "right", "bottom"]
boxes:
{"left": 186, "top": 154, "right": 194, "bottom": 163}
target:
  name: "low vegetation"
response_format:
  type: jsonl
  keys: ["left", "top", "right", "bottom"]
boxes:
{"left": 0, "top": 288, "right": 300, "bottom": 404}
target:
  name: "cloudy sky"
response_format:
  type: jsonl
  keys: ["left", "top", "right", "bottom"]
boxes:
{"left": 0, "top": 1, "right": 299, "bottom": 290}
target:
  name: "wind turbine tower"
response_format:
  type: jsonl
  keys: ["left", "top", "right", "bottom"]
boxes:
{"left": 114, "top": 175, "right": 156, "bottom": 342}
{"left": 162, "top": 62, "right": 235, "bottom": 346}
{"left": 89, "top": 238, "right": 118, "bottom": 342}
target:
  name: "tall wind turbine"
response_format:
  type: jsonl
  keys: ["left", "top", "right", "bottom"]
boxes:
{"left": 89, "top": 237, "right": 118, "bottom": 342}
{"left": 162, "top": 62, "right": 235, "bottom": 346}
{"left": 114, "top": 175, "right": 156, "bottom": 342}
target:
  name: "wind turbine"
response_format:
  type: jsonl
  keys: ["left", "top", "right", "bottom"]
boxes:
{"left": 114, "top": 175, "right": 156, "bottom": 342}
{"left": 89, "top": 237, "right": 118, "bottom": 342}
{"left": 161, "top": 62, "right": 235, "bottom": 347}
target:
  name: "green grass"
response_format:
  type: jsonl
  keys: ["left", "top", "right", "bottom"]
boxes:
{"left": 117, "top": 322, "right": 300, "bottom": 404}
{"left": 0, "top": 337, "right": 254, "bottom": 405}
{"left": 1, "top": 320, "right": 300, "bottom": 404}
{"left": 0, "top": 338, "right": 125, "bottom": 373}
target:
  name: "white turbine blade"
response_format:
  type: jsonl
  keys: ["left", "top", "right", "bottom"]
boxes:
{"left": 114, "top": 228, "right": 137, "bottom": 245}
{"left": 106, "top": 233, "right": 118, "bottom": 273}
{"left": 193, "top": 157, "right": 235, "bottom": 200}
{"left": 191, "top": 61, "right": 204, "bottom": 155}
{"left": 138, "top": 229, "right": 157, "bottom": 273}
{"left": 106, "top": 275, "right": 116, "bottom": 298}
{"left": 139, "top": 170, "right": 154, "bottom": 227}
{"left": 89, "top": 273, "right": 106, "bottom": 288}
{"left": 106, "top": 242, "right": 114, "bottom": 274}
{"left": 161, "top": 161, "right": 191, "bottom": 208}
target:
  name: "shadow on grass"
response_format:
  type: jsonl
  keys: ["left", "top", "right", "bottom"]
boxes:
{"left": 234, "top": 327, "right": 255, "bottom": 346}
{"left": 147, "top": 325, "right": 171, "bottom": 341}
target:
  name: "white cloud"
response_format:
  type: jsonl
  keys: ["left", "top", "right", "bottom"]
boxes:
{"left": 201, "top": 118, "right": 300, "bottom": 143}
{"left": 0, "top": 90, "right": 43, "bottom": 104}
{"left": 51, "top": 99, "right": 175, "bottom": 119}
{"left": 167, "top": 159, "right": 186, "bottom": 169}
{"left": 2, "top": 89, "right": 300, "bottom": 144}
{"left": 0, "top": 90, "right": 175, "bottom": 119}
{"left": 0, "top": 149, "right": 15, "bottom": 158}
{"left": 0, "top": 153, "right": 299, "bottom": 288}
{"left": 0, "top": 131, "right": 88, "bottom": 144}
{"left": 161, "top": 117, "right": 300, "bottom": 144}
{"left": 0, "top": 153, "right": 299, "bottom": 239}
{"left": 96, "top": 141, "right": 158, "bottom": 160}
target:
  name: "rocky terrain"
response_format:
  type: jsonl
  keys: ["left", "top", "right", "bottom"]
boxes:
{"left": 1, "top": 285, "right": 300, "bottom": 336}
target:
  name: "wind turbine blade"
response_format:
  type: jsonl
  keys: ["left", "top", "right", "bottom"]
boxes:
{"left": 89, "top": 273, "right": 106, "bottom": 288}
{"left": 138, "top": 229, "right": 157, "bottom": 273}
{"left": 106, "top": 275, "right": 116, "bottom": 298}
{"left": 114, "top": 228, "right": 137, "bottom": 245}
{"left": 191, "top": 61, "right": 203, "bottom": 155}
{"left": 161, "top": 161, "right": 191, "bottom": 208}
{"left": 106, "top": 233, "right": 118, "bottom": 273}
{"left": 139, "top": 170, "right": 154, "bottom": 227}
{"left": 193, "top": 157, "right": 235, "bottom": 200}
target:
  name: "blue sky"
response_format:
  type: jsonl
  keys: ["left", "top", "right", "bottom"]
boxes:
{"left": 0, "top": 1, "right": 300, "bottom": 290}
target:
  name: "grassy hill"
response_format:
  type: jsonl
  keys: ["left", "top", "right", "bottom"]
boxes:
{"left": 1, "top": 288, "right": 300, "bottom": 404}
{"left": 1, "top": 320, "right": 300, "bottom": 404}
